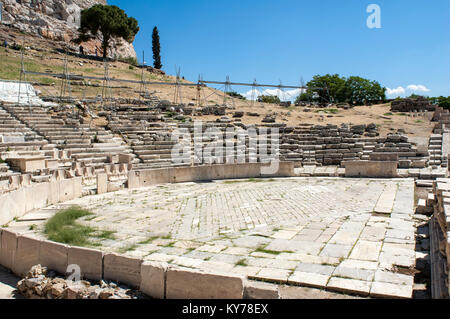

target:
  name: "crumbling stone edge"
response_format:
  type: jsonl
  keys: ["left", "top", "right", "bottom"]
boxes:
{"left": 0, "top": 228, "right": 281, "bottom": 299}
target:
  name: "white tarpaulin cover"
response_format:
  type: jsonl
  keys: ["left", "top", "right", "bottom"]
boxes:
{"left": 0, "top": 80, "right": 55, "bottom": 106}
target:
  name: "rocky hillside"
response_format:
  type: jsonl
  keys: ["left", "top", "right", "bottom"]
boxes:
{"left": 0, "top": 0, "right": 136, "bottom": 59}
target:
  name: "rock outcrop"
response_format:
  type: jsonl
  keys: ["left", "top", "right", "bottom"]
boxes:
{"left": 0, "top": 0, "right": 136, "bottom": 59}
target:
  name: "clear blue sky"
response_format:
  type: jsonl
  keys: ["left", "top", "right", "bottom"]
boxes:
{"left": 109, "top": 0, "right": 450, "bottom": 98}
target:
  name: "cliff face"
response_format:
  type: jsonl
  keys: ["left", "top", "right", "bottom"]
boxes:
{"left": 0, "top": 0, "right": 137, "bottom": 59}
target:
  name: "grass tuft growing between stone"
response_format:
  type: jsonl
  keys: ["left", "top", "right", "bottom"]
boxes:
{"left": 44, "top": 206, "right": 95, "bottom": 246}
{"left": 236, "top": 259, "right": 248, "bottom": 267}
{"left": 118, "top": 244, "right": 138, "bottom": 254}
{"left": 44, "top": 206, "right": 116, "bottom": 247}
{"left": 254, "top": 246, "right": 281, "bottom": 255}
{"left": 138, "top": 236, "right": 160, "bottom": 245}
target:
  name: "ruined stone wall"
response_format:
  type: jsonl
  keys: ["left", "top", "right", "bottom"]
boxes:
{"left": 391, "top": 97, "right": 435, "bottom": 112}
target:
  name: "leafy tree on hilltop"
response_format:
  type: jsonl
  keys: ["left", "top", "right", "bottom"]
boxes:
{"left": 77, "top": 4, "right": 139, "bottom": 59}
{"left": 296, "top": 74, "right": 386, "bottom": 106}
{"left": 437, "top": 96, "right": 450, "bottom": 109}
{"left": 152, "top": 26, "right": 162, "bottom": 69}
{"left": 345, "top": 76, "right": 385, "bottom": 105}
{"left": 307, "top": 74, "right": 347, "bottom": 104}
{"left": 257, "top": 95, "right": 281, "bottom": 104}
{"left": 295, "top": 91, "right": 314, "bottom": 104}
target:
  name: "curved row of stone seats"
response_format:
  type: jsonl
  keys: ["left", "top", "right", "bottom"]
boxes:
{"left": 1, "top": 145, "right": 74, "bottom": 175}
{"left": 0, "top": 106, "right": 44, "bottom": 141}
{"left": 279, "top": 124, "right": 366, "bottom": 166}
{"left": 109, "top": 111, "right": 430, "bottom": 170}
{"left": 106, "top": 108, "right": 164, "bottom": 122}
{"left": 279, "top": 124, "right": 427, "bottom": 168}
{"left": 87, "top": 106, "right": 430, "bottom": 170}
{"left": 171, "top": 122, "right": 279, "bottom": 167}
{"left": 372, "top": 135, "right": 428, "bottom": 168}
{"left": 3, "top": 105, "right": 136, "bottom": 172}
{"left": 105, "top": 109, "right": 181, "bottom": 168}
{"left": 0, "top": 105, "right": 49, "bottom": 155}
{"left": 0, "top": 105, "right": 65, "bottom": 176}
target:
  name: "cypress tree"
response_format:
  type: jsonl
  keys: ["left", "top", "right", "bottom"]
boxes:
{"left": 152, "top": 26, "right": 162, "bottom": 69}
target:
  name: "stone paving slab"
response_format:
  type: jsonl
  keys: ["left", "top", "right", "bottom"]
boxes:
{"left": 9, "top": 177, "right": 418, "bottom": 298}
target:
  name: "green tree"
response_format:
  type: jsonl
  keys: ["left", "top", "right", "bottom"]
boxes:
{"left": 257, "top": 95, "right": 281, "bottom": 104}
{"left": 295, "top": 92, "right": 313, "bottom": 104}
{"left": 437, "top": 96, "right": 450, "bottom": 109}
{"left": 297, "top": 74, "right": 386, "bottom": 106}
{"left": 345, "top": 76, "right": 385, "bottom": 105}
{"left": 152, "top": 26, "right": 162, "bottom": 69}
{"left": 77, "top": 4, "right": 139, "bottom": 59}
{"left": 307, "top": 74, "right": 347, "bottom": 103}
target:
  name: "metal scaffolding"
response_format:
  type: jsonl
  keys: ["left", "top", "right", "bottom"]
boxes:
{"left": 17, "top": 51, "right": 327, "bottom": 106}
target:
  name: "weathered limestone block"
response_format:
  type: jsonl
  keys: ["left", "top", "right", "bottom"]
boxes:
{"left": 106, "top": 182, "right": 120, "bottom": 192}
{"left": 7, "top": 157, "right": 46, "bottom": 173}
{"left": 244, "top": 280, "right": 280, "bottom": 299}
{"left": 119, "top": 164, "right": 128, "bottom": 174}
{"left": 8, "top": 175, "right": 20, "bottom": 190}
{"left": 51, "top": 170, "right": 65, "bottom": 181}
{"left": 0, "top": 229, "right": 17, "bottom": 270}
{"left": 58, "top": 177, "right": 83, "bottom": 203}
{"left": 327, "top": 277, "right": 371, "bottom": 296}
{"left": 107, "top": 154, "right": 119, "bottom": 164}
{"left": 20, "top": 174, "right": 32, "bottom": 187}
{"left": 72, "top": 162, "right": 84, "bottom": 171}
{"left": 104, "top": 253, "right": 142, "bottom": 289}
{"left": 64, "top": 169, "right": 75, "bottom": 179}
{"left": 166, "top": 267, "right": 244, "bottom": 299}
{"left": 45, "top": 159, "right": 59, "bottom": 170}
{"left": 343, "top": 161, "right": 398, "bottom": 178}
{"left": 68, "top": 246, "right": 103, "bottom": 281}
{"left": 370, "top": 281, "right": 413, "bottom": 299}
{"left": 369, "top": 152, "right": 399, "bottom": 162}
{"left": 39, "top": 240, "right": 68, "bottom": 275}
{"left": 110, "top": 165, "right": 118, "bottom": 175}
{"left": 13, "top": 235, "right": 41, "bottom": 277}
{"left": 97, "top": 173, "right": 108, "bottom": 195}
{"left": 118, "top": 153, "right": 133, "bottom": 164}
{"left": 104, "top": 165, "right": 113, "bottom": 175}
{"left": 82, "top": 167, "right": 95, "bottom": 177}
{"left": 140, "top": 261, "right": 168, "bottom": 299}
